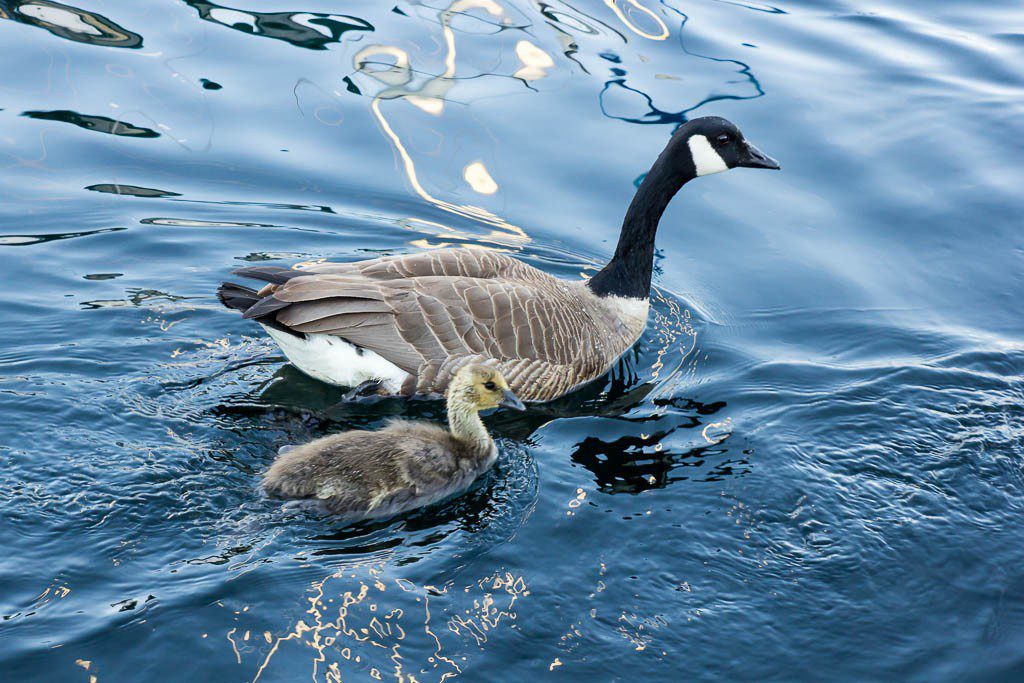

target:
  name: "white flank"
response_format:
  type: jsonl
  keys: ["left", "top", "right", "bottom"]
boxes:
{"left": 687, "top": 134, "right": 729, "bottom": 177}
{"left": 262, "top": 325, "right": 410, "bottom": 391}
{"left": 602, "top": 296, "right": 651, "bottom": 327}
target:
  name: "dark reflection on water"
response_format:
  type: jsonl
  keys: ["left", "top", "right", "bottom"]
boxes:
{"left": 600, "top": 6, "right": 764, "bottom": 127}
{"left": 2, "top": 0, "right": 1024, "bottom": 680}
{"left": 78, "top": 288, "right": 197, "bottom": 310}
{"left": 0, "top": 0, "right": 142, "bottom": 48}
{"left": 0, "top": 226, "right": 125, "bottom": 246}
{"left": 86, "top": 183, "right": 181, "bottom": 198}
{"left": 186, "top": 1, "right": 374, "bottom": 50}
{"left": 140, "top": 217, "right": 275, "bottom": 227}
{"left": 22, "top": 110, "right": 159, "bottom": 137}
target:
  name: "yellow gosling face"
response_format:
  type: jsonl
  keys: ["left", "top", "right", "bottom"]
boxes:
{"left": 452, "top": 364, "right": 526, "bottom": 412}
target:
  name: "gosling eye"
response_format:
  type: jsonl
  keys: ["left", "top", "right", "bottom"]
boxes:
{"left": 716, "top": 133, "right": 731, "bottom": 145}
{"left": 483, "top": 381, "right": 497, "bottom": 391}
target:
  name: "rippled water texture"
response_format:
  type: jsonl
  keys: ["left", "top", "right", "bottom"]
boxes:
{"left": 2, "top": 0, "right": 1024, "bottom": 680}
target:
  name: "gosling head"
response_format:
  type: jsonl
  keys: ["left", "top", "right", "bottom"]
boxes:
{"left": 448, "top": 364, "right": 526, "bottom": 412}
{"left": 666, "top": 116, "right": 780, "bottom": 178}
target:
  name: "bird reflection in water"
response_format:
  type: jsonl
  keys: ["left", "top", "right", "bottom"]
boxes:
{"left": 569, "top": 408, "right": 746, "bottom": 495}
{"left": 0, "top": 0, "right": 142, "bottom": 47}
{"left": 184, "top": 1, "right": 372, "bottom": 50}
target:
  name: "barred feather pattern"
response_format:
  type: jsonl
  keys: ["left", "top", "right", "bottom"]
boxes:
{"left": 225, "top": 247, "right": 649, "bottom": 402}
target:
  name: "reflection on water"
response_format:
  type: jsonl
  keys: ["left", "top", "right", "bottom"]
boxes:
{"left": 0, "top": 226, "right": 125, "bottom": 246}
{"left": 0, "top": 0, "right": 142, "bottom": 48}
{"left": 79, "top": 288, "right": 196, "bottom": 310}
{"left": 569, "top": 416, "right": 746, "bottom": 494}
{"left": 85, "top": 183, "right": 181, "bottom": 198}
{"left": 22, "top": 110, "right": 159, "bottom": 137}
{"left": 603, "top": 0, "right": 669, "bottom": 41}
{"left": 186, "top": 1, "right": 373, "bottom": 50}
{"left": 140, "top": 217, "right": 275, "bottom": 228}
{"left": 244, "top": 566, "right": 529, "bottom": 683}
{"left": 600, "top": 7, "right": 765, "bottom": 126}
{"left": 351, "top": 0, "right": 534, "bottom": 246}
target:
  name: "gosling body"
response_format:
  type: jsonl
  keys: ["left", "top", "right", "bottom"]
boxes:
{"left": 262, "top": 365, "right": 524, "bottom": 520}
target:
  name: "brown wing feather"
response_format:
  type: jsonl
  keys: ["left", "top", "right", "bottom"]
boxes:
{"left": 233, "top": 247, "right": 639, "bottom": 400}
{"left": 275, "top": 298, "right": 390, "bottom": 326}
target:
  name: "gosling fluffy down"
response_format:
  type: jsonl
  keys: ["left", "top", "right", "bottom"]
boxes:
{"left": 262, "top": 364, "right": 525, "bottom": 520}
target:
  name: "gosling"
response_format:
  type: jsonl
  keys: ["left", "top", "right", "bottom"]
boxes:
{"left": 262, "top": 364, "right": 526, "bottom": 520}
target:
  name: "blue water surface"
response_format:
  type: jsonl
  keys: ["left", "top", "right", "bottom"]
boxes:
{"left": 2, "top": 0, "right": 1023, "bottom": 680}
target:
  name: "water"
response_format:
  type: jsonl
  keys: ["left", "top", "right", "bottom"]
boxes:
{"left": 1, "top": 0, "right": 1023, "bottom": 680}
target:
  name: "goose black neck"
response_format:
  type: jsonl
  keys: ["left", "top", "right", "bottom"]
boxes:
{"left": 587, "top": 150, "right": 692, "bottom": 299}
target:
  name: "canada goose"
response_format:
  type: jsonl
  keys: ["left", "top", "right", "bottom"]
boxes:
{"left": 219, "top": 116, "right": 779, "bottom": 402}
{"left": 262, "top": 364, "right": 525, "bottom": 519}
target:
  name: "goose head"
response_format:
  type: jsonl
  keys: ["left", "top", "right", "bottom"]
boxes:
{"left": 448, "top": 364, "right": 526, "bottom": 412}
{"left": 587, "top": 115, "right": 779, "bottom": 300}
{"left": 668, "top": 116, "right": 780, "bottom": 178}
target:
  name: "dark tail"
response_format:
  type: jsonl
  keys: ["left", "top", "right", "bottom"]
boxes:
{"left": 217, "top": 281, "right": 261, "bottom": 313}
{"left": 218, "top": 280, "right": 304, "bottom": 337}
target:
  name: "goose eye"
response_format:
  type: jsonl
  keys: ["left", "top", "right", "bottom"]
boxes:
{"left": 483, "top": 381, "right": 497, "bottom": 391}
{"left": 717, "top": 134, "right": 731, "bottom": 144}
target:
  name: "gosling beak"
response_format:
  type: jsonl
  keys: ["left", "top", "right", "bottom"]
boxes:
{"left": 499, "top": 389, "right": 526, "bottom": 411}
{"left": 736, "top": 141, "right": 780, "bottom": 170}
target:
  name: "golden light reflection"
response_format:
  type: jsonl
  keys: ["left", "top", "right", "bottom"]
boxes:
{"left": 353, "top": 0, "right": 530, "bottom": 247}
{"left": 603, "top": 0, "right": 669, "bottom": 41}
{"left": 462, "top": 161, "right": 498, "bottom": 194}
{"left": 76, "top": 656, "right": 99, "bottom": 682}
{"left": 25, "top": 580, "right": 73, "bottom": 619}
{"left": 401, "top": 219, "right": 519, "bottom": 252}
{"left": 565, "top": 487, "right": 587, "bottom": 517}
{"left": 513, "top": 40, "right": 555, "bottom": 81}
{"left": 646, "top": 289, "right": 698, "bottom": 410}
{"left": 367, "top": 97, "right": 528, "bottom": 246}
{"left": 701, "top": 418, "right": 733, "bottom": 445}
{"left": 244, "top": 566, "right": 528, "bottom": 682}
{"left": 442, "top": 0, "right": 505, "bottom": 100}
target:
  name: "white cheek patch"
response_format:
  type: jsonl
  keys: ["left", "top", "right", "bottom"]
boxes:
{"left": 688, "top": 134, "right": 729, "bottom": 176}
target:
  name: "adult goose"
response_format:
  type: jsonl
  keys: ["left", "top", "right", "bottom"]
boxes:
{"left": 218, "top": 116, "right": 779, "bottom": 402}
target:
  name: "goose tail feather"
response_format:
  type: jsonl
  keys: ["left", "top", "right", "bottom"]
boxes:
{"left": 218, "top": 281, "right": 303, "bottom": 337}
{"left": 217, "top": 281, "right": 260, "bottom": 313}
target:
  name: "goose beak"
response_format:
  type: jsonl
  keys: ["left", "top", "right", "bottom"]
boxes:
{"left": 736, "top": 141, "right": 780, "bottom": 170}
{"left": 499, "top": 389, "right": 526, "bottom": 411}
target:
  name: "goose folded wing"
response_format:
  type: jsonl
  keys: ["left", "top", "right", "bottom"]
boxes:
{"left": 387, "top": 276, "right": 593, "bottom": 399}
{"left": 234, "top": 259, "right": 596, "bottom": 400}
